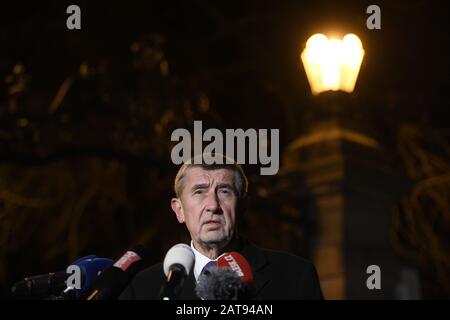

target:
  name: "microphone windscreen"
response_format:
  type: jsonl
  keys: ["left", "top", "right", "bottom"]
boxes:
{"left": 217, "top": 252, "right": 254, "bottom": 284}
{"left": 163, "top": 243, "right": 194, "bottom": 276}
{"left": 76, "top": 257, "right": 114, "bottom": 296}
{"left": 71, "top": 254, "right": 97, "bottom": 265}
{"left": 195, "top": 267, "right": 244, "bottom": 300}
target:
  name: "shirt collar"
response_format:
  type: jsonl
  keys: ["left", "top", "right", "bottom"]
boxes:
{"left": 190, "top": 240, "right": 215, "bottom": 282}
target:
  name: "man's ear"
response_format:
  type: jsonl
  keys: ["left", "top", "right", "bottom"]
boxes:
{"left": 171, "top": 198, "right": 185, "bottom": 223}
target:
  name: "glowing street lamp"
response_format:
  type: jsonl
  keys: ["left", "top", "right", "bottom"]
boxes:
{"left": 301, "top": 33, "right": 365, "bottom": 96}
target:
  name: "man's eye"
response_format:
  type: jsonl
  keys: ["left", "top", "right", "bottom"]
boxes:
{"left": 194, "top": 190, "right": 204, "bottom": 195}
{"left": 220, "top": 189, "right": 230, "bottom": 194}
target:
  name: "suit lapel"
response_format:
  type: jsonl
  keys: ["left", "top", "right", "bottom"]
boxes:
{"left": 240, "top": 242, "right": 270, "bottom": 298}
{"left": 179, "top": 270, "right": 200, "bottom": 300}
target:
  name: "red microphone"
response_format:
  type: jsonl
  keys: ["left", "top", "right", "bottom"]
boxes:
{"left": 196, "top": 252, "right": 255, "bottom": 300}
{"left": 217, "top": 252, "right": 254, "bottom": 284}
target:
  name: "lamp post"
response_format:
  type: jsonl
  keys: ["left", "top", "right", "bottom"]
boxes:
{"left": 278, "top": 33, "right": 413, "bottom": 299}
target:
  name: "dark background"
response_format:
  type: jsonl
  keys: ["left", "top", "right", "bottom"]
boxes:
{"left": 0, "top": 0, "right": 448, "bottom": 299}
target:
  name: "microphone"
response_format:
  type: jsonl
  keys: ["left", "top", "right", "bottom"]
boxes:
{"left": 217, "top": 252, "right": 254, "bottom": 285}
{"left": 57, "top": 256, "right": 114, "bottom": 299}
{"left": 86, "top": 245, "right": 146, "bottom": 300}
{"left": 195, "top": 252, "right": 254, "bottom": 300}
{"left": 11, "top": 255, "right": 113, "bottom": 299}
{"left": 159, "top": 243, "right": 195, "bottom": 300}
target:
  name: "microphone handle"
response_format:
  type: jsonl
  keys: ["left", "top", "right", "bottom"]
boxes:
{"left": 86, "top": 289, "right": 100, "bottom": 300}
{"left": 159, "top": 265, "right": 186, "bottom": 300}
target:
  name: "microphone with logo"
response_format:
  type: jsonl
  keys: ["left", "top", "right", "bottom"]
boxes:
{"left": 195, "top": 252, "right": 255, "bottom": 300}
{"left": 159, "top": 243, "right": 195, "bottom": 300}
{"left": 86, "top": 245, "right": 146, "bottom": 300}
{"left": 11, "top": 255, "right": 113, "bottom": 299}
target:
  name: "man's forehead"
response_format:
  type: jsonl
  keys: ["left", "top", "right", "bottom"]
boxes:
{"left": 185, "top": 167, "right": 235, "bottom": 185}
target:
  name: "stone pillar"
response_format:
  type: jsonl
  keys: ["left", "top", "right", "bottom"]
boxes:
{"left": 281, "top": 119, "right": 412, "bottom": 299}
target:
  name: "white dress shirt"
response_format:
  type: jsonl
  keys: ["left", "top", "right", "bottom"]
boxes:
{"left": 190, "top": 240, "right": 217, "bottom": 282}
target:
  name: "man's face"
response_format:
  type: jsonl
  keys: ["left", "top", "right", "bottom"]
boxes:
{"left": 171, "top": 167, "right": 239, "bottom": 249}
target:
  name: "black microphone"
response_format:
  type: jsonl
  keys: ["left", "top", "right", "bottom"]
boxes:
{"left": 159, "top": 243, "right": 195, "bottom": 300}
{"left": 11, "top": 254, "right": 99, "bottom": 298}
{"left": 196, "top": 267, "right": 245, "bottom": 300}
{"left": 12, "top": 271, "right": 70, "bottom": 298}
{"left": 86, "top": 245, "right": 146, "bottom": 300}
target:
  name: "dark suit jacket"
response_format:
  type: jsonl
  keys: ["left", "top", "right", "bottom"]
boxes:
{"left": 119, "top": 240, "right": 323, "bottom": 300}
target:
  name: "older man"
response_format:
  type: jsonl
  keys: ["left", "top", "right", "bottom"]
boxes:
{"left": 119, "top": 160, "right": 323, "bottom": 300}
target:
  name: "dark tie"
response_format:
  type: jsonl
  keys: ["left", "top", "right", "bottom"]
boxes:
{"left": 200, "top": 261, "right": 217, "bottom": 276}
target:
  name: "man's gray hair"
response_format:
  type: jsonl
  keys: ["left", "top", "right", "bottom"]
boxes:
{"left": 174, "top": 154, "right": 248, "bottom": 199}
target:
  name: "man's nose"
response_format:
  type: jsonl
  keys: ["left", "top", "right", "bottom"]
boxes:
{"left": 204, "top": 190, "right": 222, "bottom": 213}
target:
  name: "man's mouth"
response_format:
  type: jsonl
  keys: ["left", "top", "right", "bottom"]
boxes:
{"left": 203, "top": 220, "right": 222, "bottom": 227}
